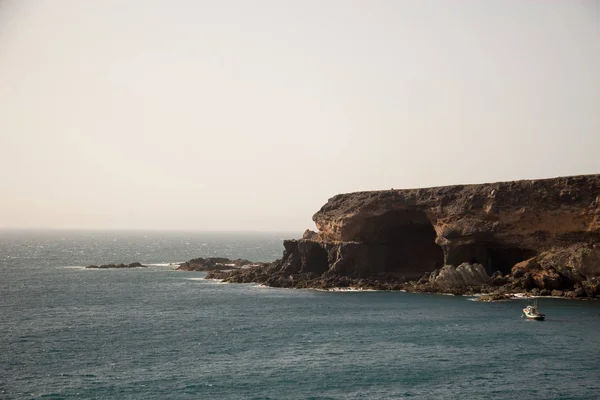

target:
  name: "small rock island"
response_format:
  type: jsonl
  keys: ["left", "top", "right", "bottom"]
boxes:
{"left": 176, "top": 257, "right": 264, "bottom": 271}
{"left": 207, "top": 174, "right": 600, "bottom": 299}
{"left": 86, "top": 262, "right": 147, "bottom": 269}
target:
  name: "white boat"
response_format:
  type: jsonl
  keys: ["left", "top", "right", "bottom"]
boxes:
{"left": 522, "top": 300, "right": 545, "bottom": 321}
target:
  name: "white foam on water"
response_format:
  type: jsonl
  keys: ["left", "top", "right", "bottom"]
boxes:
{"left": 146, "top": 263, "right": 179, "bottom": 267}
{"left": 188, "top": 277, "right": 227, "bottom": 284}
{"left": 467, "top": 293, "right": 568, "bottom": 301}
{"left": 513, "top": 293, "right": 566, "bottom": 300}
{"left": 315, "top": 287, "right": 379, "bottom": 292}
{"left": 61, "top": 266, "right": 87, "bottom": 270}
{"left": 251, "top": 284, "right": 270, "bottom": 289}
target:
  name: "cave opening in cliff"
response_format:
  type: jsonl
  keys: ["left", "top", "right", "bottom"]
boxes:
{"left": 447, "top": 243, "right": 537, "bottom": 275}
{"left": 356, "top": 210, "right": 444, "bottom": 279}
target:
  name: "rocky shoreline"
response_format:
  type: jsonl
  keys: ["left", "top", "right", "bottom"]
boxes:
{"left": 83, "top": 175, "right": 600, "bottom": 301}
{"left": 83, "top": 253, "right": 599, "bottom": 300}
{"left": 204, "top": 252, "right": 600, "bottom": 301}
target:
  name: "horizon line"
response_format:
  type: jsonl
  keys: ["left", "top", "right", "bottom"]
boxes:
{"left": 0, "top": 227, "right": 304, "bottom": 233}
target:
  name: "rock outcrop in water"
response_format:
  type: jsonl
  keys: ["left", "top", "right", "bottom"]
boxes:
{"left": 176, "top": 257, "right": 260, "bottom": 271}
{"left": 207, "top": 174, "right": 600, "bottom": 298}
{"left": 86, "top": 262, "right": 147, "bottom": 269}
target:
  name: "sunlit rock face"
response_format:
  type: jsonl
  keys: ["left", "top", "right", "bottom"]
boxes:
{"left": 430, "top": 263, "right": 491, "bottom": 288}
{"left": 311, "top": 174, "right": 600, "bottom": 278}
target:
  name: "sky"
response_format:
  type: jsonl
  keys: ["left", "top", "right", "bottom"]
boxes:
{"left": 0, "top": 0, "right": 598, "bottom": 231}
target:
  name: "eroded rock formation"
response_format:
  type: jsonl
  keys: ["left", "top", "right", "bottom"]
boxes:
{"left": 312, "top": 174, "right": 600, "bottom": 275}
{"left": 209, "top": 174, "right": 600, "bottom": 298}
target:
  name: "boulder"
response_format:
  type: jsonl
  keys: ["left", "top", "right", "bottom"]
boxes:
{"left": 430, "top": 263, "right": 490, "bottom": 288}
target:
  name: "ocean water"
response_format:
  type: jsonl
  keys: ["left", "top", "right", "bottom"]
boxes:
{"left": 2, "top": 230, "right": 600, "bottom": 399}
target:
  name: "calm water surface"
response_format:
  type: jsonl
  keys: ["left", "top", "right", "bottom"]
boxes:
{"left": 2, "top": 230, "right": 600, "bottom": 399}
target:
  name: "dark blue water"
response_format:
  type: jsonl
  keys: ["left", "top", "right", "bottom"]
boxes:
{"left": 2, "top": 230, "right": 600, "bottom": 399}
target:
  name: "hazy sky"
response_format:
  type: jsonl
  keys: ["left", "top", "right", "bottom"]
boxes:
{"left": 0, "top": 0, "right": 598, "bottom": 231}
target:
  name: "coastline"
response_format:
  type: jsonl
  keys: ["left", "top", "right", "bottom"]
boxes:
{"left": 199, "top": 174, "right": 600, "bottom": 301}
{"left": 68, "top": 174, "right": 600, "bottom": 302}
{"left": 190, "top": 270, "right": 599, "bottom": 301}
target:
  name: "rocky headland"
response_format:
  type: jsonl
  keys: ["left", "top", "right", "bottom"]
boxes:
{"left": 206, "top": 174, "right": 600, "bottom": 299}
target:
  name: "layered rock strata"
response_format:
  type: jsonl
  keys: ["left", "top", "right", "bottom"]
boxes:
{"left": 208, "top": 174, "right": 600, "bottom": 298}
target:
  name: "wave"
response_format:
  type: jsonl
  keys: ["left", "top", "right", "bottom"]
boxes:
{"left": 251, "top": 284, "right": 270, "bottom": 289}
{"left": 466, "top": 293, "right": 567, "bottom": 301}
{"left": 146, "top": 262, "right": 182, "bottom": 267}
{"left": 187, "top": 277, "right": 227, "bottom": 284}
{"left": 60, "top": 266, "right": 87, "bottom": 270}
{"left": 512, "top": 293, "right": 567, "bottom": 300}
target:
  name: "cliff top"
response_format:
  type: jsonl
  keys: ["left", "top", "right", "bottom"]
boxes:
{"left": 312, "top": 173, "right": 600, "bottom": 245}
{"left": 315, "top": 174, "right": 600, "bottom": 220}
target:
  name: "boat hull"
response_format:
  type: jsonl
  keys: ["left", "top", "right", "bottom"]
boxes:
{"left": 524, "top": 314, "right": 545, "bottom": 321}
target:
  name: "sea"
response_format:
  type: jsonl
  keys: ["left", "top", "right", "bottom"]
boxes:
{"left": 2, "top": 230, "right": 600, "bottom": 400}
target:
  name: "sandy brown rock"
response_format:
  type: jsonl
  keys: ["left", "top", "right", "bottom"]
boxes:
{"left": 430, "top": 263, "right": 491, "bottom": 287}
{"left": 312, "top": 174, "right": 600, "bottom": 276}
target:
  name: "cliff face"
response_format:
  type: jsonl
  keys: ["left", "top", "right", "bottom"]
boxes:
{"left": 310, "top": 174, "right": 600, "bottom": 279}
{"left": 210, "top": 174, "right": 600, "bottom": 296}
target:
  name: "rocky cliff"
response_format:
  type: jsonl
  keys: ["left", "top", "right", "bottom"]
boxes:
{"left": 209, "top": 174, "right": 600, "bottom": 297}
